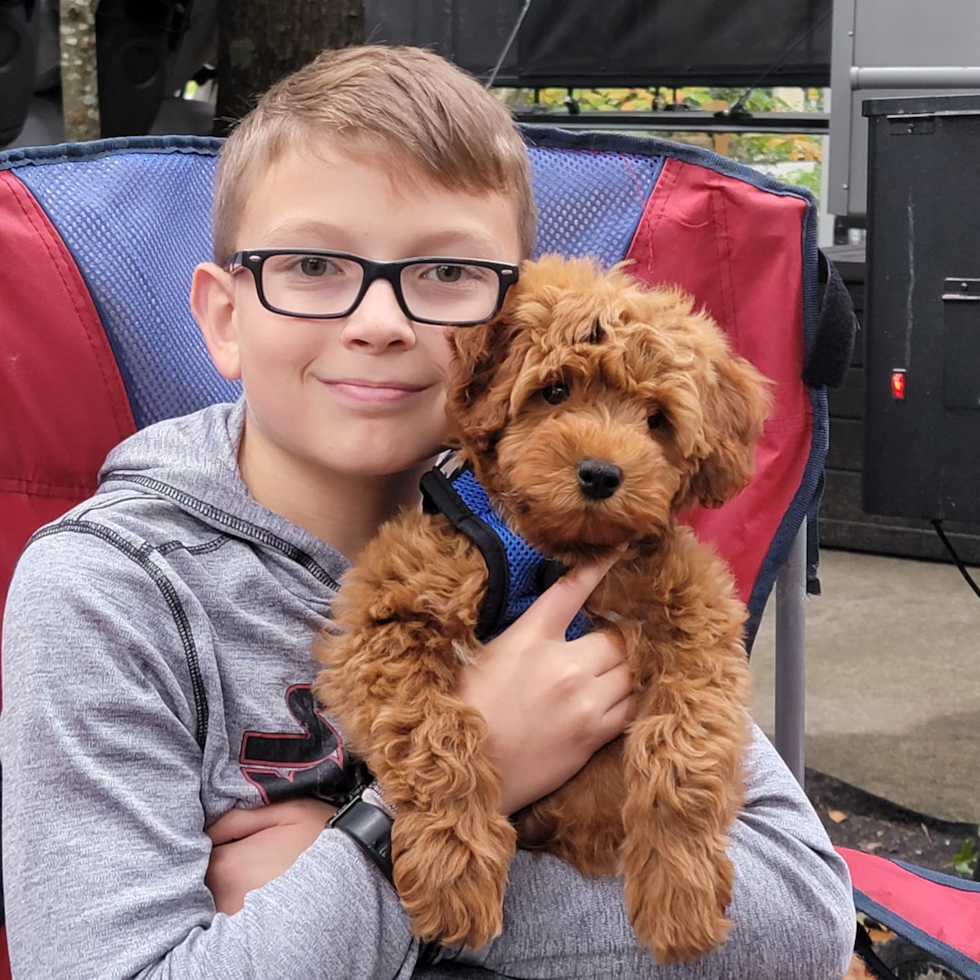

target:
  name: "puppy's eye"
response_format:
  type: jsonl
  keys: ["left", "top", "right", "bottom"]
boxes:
{"left": 542, "top": 382, "right": 571, "bottom": 405}
{"left": 648, "top": 410, "right": 666, "bottom": 430}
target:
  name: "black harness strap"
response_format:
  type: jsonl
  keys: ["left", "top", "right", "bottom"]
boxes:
{"left": 420, "top": 467, "right": 509, "bottom": 640}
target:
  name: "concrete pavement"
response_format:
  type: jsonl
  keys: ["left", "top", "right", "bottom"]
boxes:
{"left": 750, "top": 548, "right": 980, "bottom": 823}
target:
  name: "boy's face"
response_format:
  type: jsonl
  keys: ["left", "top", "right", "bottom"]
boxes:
{"left": 196, "top": 140, "right": 523, "bottom": 481}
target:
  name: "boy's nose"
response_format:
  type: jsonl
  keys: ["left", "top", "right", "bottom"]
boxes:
{"left": 340, "top": 279, "right": 416, "bottom": 350}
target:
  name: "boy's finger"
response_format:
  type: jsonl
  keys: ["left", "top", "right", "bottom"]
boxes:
{"left": 528, "top": 551, "right": 622, "bottom": 637}
{"left": 592, "top": 661, "right": 634, "bottom": 705}
{"left": 206, "top": 806, "right": 270, "bottom": 845}
{"left": 599, "top": 692, "right": 634, "bottom": 741}
{"left": 581, "top": 632, "right": 628, "bottom": 677}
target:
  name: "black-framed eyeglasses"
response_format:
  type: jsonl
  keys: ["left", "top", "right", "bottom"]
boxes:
{"left": 225, "top": 249, "right": 520, "bottom": 327}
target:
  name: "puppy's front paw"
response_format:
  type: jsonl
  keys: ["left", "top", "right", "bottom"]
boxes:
{"left": 625, "top": 849, "right": 734, "bottom": 963}
{"left": 393, "top": 811, "right": 516, "bottom": 950}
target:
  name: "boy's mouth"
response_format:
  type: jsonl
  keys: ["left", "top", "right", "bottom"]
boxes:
{"left": 320, "top": 378, "right": 430, "bottom": 403}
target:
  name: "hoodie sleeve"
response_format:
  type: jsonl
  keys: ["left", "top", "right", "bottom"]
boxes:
{"left": 1, "top": 528, "right": 417, "bottom": 980}
{"left": 479, "top": 723, "right": 856, "bottom": 980}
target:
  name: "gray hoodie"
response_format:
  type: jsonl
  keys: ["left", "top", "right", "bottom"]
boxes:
{"left": 1, "top": 398, "right": 855, "bottom": 980}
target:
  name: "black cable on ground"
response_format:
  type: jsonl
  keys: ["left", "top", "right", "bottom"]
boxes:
{"left": 931, "top": 520, "right": 980, "bottom": 602}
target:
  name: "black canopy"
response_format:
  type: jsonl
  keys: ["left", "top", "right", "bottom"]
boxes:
{"left": 365, "top": 0, "right": 831, "bottom": 88}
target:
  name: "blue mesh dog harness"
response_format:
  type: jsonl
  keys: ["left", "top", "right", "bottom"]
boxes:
{"left": 420, "top": 456, "right": 591, "bottom": 642}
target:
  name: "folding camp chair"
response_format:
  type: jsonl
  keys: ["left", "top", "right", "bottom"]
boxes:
{"left": 0, "top": 129, "right": 974, "bottom": 980}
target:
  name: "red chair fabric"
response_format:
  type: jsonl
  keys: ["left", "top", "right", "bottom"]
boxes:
{"left": 0, "top": 169, "right": 135, "bottom": 659}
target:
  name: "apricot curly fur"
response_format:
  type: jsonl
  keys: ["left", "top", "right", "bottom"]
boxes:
{"left": 314, "top": 254, "right": 775, "bottom": 960}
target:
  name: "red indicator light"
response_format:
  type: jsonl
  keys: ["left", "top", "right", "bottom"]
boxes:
{"left": 890, "top": 370, "right": 906, "bottom": 400}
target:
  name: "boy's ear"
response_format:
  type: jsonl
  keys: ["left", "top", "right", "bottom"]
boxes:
{"left": 191, "top": 262, "right": 241, "bottom": 381}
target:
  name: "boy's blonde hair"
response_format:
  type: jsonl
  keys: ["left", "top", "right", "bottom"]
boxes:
{"left": 212, "top": 45, "right": 536, "bottom": 263}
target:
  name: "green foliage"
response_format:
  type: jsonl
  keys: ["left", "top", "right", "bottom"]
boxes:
{"left": 779, "top": 166, "right": 822, "bottom": 195}
{"left": 953, "top": 837, "right": 978, "bottom": 876}
{"left": 493, "top": 85, "right": 826, "bottom": 174}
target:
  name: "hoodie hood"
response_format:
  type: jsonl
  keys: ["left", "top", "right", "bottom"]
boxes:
{"left": 96, "top": 397, "right": 351, "bottom": 593}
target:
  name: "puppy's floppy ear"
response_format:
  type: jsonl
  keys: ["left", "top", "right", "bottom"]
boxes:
{"left": 445, "top": 316, "right": 517, "bottom": 455}
{"left": 686, "top": 349, "right": 773, "bottom": 509}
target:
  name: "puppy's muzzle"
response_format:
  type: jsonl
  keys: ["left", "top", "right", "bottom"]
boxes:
{"left": 576, "top": 459, "right": 623, "bottom": 500}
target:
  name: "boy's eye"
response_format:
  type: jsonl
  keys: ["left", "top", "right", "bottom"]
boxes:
{"left": 299, "top": 256, "right": 331, "bottom": 277}
{"left": 426, "top": 264, "right": 465, "bottom": 284}
{"left": 541, "top": 382, "right": 570, "bottom": 405}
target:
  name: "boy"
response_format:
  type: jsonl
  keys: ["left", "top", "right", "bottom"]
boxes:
{"left": 0, "top": 45, "right": 854, "bottom": 979}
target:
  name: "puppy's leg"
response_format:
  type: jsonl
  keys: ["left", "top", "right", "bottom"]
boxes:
{"left": 518, "top": 739, "right": 625, "bottom": 876}
{"left": 385, "top": 694, "right": 517, "bottom": 949}
{"left": 620, "top": 644, "right": 751, "bottom": 964}
{"left": 313, "top": 517, "right": 519, "bottom": 948}
{"left": 316, "top": 617, "right": 515, "bottom": 950}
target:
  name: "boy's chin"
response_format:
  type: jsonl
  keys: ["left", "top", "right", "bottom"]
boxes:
{"left": 330, "top": 446, "right": 445, "bottom": 480}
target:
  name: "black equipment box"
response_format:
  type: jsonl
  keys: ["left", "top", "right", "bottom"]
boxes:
{"left": 862, "top": 94, "right": 980, "bottom": 525}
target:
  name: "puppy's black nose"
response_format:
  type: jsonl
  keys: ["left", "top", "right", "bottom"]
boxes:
{"left": 576, "top": 459, "right": 623, "bottom": 499}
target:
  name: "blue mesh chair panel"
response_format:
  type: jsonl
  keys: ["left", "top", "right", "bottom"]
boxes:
{"left": 528, "top": 145, "right": 663, "bottom": 265}
{"left": 9, "top": 139, "right": 238, "bottom": 429}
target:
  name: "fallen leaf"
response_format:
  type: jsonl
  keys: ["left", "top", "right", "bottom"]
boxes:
{"left": 858, "top": 841, "right": 883, "bottom": 853}
{"left": 866, "top": 924, "right": 895, "bottom": 943}
{"left": 828, "top": 810, "right": 848, "bottom": 824}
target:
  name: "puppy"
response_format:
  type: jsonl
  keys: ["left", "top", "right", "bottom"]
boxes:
{"left": 314, "top": 254, "right": 772, "bottom": 962}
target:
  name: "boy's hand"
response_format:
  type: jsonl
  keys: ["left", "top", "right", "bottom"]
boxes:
{"left": 457, "top": 554, "right": 632, "bottom": 816}
{"left": 205, "top": 799, "right": 336, "bottom": 914}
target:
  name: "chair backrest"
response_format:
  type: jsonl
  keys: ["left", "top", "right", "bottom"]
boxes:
{"left": 0, "top": 126, "right": 826, "bottom": 980}
{"left": 0, "top": 129, "right": 830, "bottom": 977}
{"left": 0, "top": 129, "right": 826, "bottom": 643}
